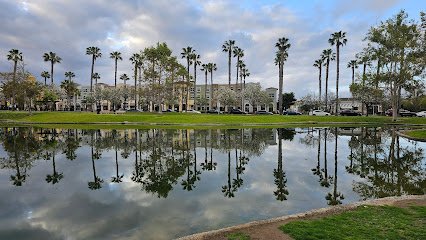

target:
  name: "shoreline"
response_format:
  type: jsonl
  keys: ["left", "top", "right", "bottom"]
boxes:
{"left": 177, "top": 195, "right": 426, "bottom": 240}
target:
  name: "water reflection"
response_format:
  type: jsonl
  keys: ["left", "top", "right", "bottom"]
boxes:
{"left": 0, "top": 126, "right": 424, "bottom": 239}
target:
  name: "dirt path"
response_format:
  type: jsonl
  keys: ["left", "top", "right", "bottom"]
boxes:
{"left": 177, "top": 195, "right": 426, "bottom": 240}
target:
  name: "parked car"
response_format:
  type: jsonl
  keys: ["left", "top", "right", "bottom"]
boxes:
{"left": 283, "top": 110, "right": 302, "bottom": 115}
{"left": 339, "top": 109, "right": 361, "bottom": 116}
{"left": 207, "top": 109, "right": 222, "bottom": 114}
{"left": 162, "top": 109, "right": 174, "bottom": 112}
{"left": 399, "top": 109, "right": 417, "bottom": 117}
{"left": 183, "top": 109, "right": 201, "bottom": 114}
{"left": 416, "top": 111, "right": 426, "bottom": 117}
{"left": 309, "top": 110, "right": 330, "bottom": 116}
{"left": 255, "top": 110, "right": 273, "bottom": 115}
{"left": 386, "top": 109, "right": 416, "bottom": 117}
{"left": 126, "top": 109, "right": 142, "bottom": 112}
{"left": 229, "top": 109, "right": 247, "bottom": 114}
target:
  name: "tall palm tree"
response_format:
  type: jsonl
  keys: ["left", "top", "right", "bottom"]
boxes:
{"left": 7, "top": 49, "right": 23, "bottom": 108}
{"left": 347, "top": 59, "right": 358, "bottom": 108}
{"left": 86, "top": 46, "right": 102, "bottom": 93}
{"left": 207, "top": 63, "right": 217, "bottom": 109}
{"left": 329, "top": 31, "right": 348, "bottom": 115}
{"left": 275, "top": 37, "right": 291, "bottom": 114}
{"left": 313, "top": 58, "right": 324, "bottom": 103}
{"left": 7, "top": 49, "right": 23, "bottom": 82}
{"left": 41, "top": 71, "right": 50, "bottom": 86}
{"left": 347, "top": 60, "right": 358, "bottom": 85}
{"left": 233, "top": 47, "right": 244, "bottom": 86}
{"left": 222, "top": 40, "right": 236, "bottom": 86}
{"left": 120, "top": 73, "right": 129, "bottom": 109}
{"left": 191, "top": 53, "right": 201, "bottom": 108}
{"left": 64, "top": 71, "right": 76, "bottom": 110}
{"left": 201, "top": 63, "right": 208, "bottom": 102}
{"left": 181, "top": 47, "right": 194, "bottom": 110}
{"left": 43, "top": 51, "right": 62, "bottom": 85}
{"left": 110, "top": 51, "right": 122, "bottom": 88}
{"left": 130, "top": 53, "right": 142, "bottom": 110}
{"left": 321, "top": 49, "right": 335, "bottom": 111}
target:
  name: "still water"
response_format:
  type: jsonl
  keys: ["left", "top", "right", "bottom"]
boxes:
{"left": 0, "top": 127, "right": 425, "bottom": 239}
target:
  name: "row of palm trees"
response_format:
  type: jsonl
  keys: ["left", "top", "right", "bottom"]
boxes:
{"left": 312, "top": 31, "right": 348, "bottom": 115}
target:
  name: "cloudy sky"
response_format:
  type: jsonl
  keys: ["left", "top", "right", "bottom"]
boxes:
{"left": 0, "top": 0, "right": 423, "bottom": 98}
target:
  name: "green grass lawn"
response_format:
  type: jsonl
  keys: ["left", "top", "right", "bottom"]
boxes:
{"left": 280, "top": 205, "right": 426, "bottom": 240}
{"left": 404, "top": 129, "right": 426, "bottom": 139}
{"left": 0, "top": 111, "right": 425, "bottom": 127}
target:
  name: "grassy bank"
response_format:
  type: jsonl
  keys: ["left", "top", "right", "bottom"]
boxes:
{"left": 280, "top": 205, "right": 426, "bottom": 240}
{"left": 1, "top": 111, "right": 426, "bottom": 127}
{"left": 404, "top": 129, "right": 426, "bottom": 139}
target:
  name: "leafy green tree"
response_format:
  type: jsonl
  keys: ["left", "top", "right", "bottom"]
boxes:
{"left": 43, "top": 52, "right": 61, "bottom": 85}
{"left": 275, "top": 37, "right": 291, "bottom": 114}
{"left": 282, "top": 92, "right": 296, "bottom": 110}
{"left": 222, "top": 40, "right": 236, "bottom": 86}
{"left": 365, "top": 10, "right": 425, "bottom": 120}
{"left": 86, "top": 46, "right": 102, "bottom": 93}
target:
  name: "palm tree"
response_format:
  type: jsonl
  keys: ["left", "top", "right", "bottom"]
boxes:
{"left": 43, "top": 51, "right": 62, "bottom": 85}
{"left": 41, "top": 71, "right": 50, "bottom": 86}
{"left": 130, "top": 53, "right": 142, "bottom": 110}
{"left": 191, "top": 53, "right": 201, "bottom": 109}
{"left": 207, "top": 63, "right": 217, "bottom": 109}
{"left": 7, "top": 49, "right": 23, "bottom": 108}
{"left": 110, "top": 51, "right": 122, "bottom": 88}
{"left": 321, "top": 49, "right": 335, "bottom": 111}
{"left": 313, "top": 58, "right": 324, "bottom": 103}
{"left": 92, "top": 72, "right": 100, "bottom": 85}
{"left": 222, "top": 40, "right": 236, "bottom": 86}
{"left": 60, "top": 79, "right": 78, "bottom": 111}
{"left": 329, "top": 31, "right": 348, "bottom": 115}
{"left": 347, "top": 60, "right": 358, "bottom": 107}
{"left": 233, "top": 47, "right": 244, "bottom": 86}
{"left": 347, "top": 60, "right": 358, "bottom": 85}
{"left": 201, "top": 63, "right": 208, "bottom": 103}
{"left": 275, "top": 37, "right": 291, "bottom": 114}
{"left": 86, "top": 46, "right": 102, "bottom": 93}
{"left": 45, "top": 155, "right": 63, "bottom": 184}
{"left": 7, "top": 49, "right": 23, "bottom": 82}
{"left": 64, "top": 71, "right": 75, "bottom": 82}
{"left": 181, "top": 47, "right": 194, "bottom": 110}
{"left": 120, "top": 73, "right": 129, "bottom": 109}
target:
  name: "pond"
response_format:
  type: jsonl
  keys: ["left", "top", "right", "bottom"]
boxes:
{"left": 0, "top": 127, "right": 425, "bottom": 239}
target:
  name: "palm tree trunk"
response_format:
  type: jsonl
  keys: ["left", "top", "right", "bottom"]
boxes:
{"left": 50, "top": 61, "right": 54, "bottom": 85}
{"left": 236, "top": 57, "right": 239, "bottom": 87}
{"left": 134, "top": 65, "right": 138, "bottom": 110}
{"left": 351, "top": 66, "right": 355, "bottom": 107}
{"left": 325, "top": 59, "right": 329, "bottom": 111}
{"left": 228, "top": 51, "right": 231, "bottom": 86}
{"left": 90, "top": 56, "right": 95, "bottom": 93}
{"left": 210, "top": 71, "right": 213, "bottom": 109}
{"left": 335, "top": 46, "right": 340, "bottom": 116}
{"left": 114, "top": 59, "right": 118, "bottom": 87}
{"left": 194, "top": 64, "right": 197, "bottom": 110}
{"left": 278, "top": 62, "right": 283, "bottom": 114}
{"left": 319, "top": 66, "right": 322, "bottom": 103}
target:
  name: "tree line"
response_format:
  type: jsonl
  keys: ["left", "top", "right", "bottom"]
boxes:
{"left": 311, "top": 10, "right": 425, "bottom": 120}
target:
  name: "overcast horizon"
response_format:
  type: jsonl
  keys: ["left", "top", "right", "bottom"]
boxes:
{"left": 0, "top": 0, "right": 424, "bottom": 98}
